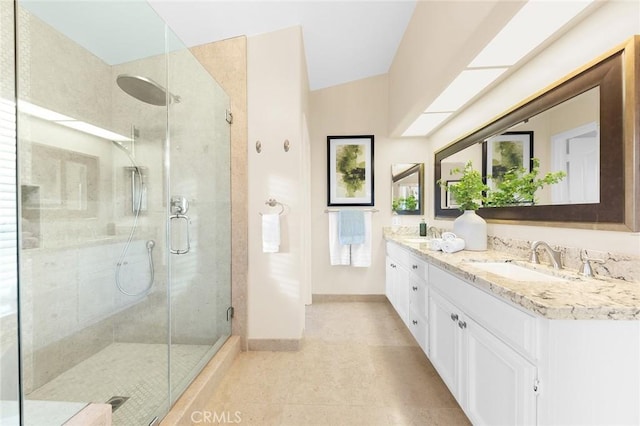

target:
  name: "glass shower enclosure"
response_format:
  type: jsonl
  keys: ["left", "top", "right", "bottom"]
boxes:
{"left": 1, "top": 1, "right": 232, "bottom": 424}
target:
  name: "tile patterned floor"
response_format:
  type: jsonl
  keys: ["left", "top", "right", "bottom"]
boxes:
{"left": 27, "top": 343, "right": 212, "bottom": 426}
{"left": 198, "top": 301, "right": 470, "bottom": 426}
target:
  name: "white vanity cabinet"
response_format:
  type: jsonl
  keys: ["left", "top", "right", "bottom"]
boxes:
{"left": 385, "top": 242, "right": 428, "bottom": 351}
{"left": 385, "top": 240, "right": 640, "bottom": 426}
{"left": 429, "top": 286, "right": 537, "bottom": 426}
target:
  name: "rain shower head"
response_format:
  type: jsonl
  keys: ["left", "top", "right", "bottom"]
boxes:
{"left": 116, "top": 74, "right": 180, "bottom": 106}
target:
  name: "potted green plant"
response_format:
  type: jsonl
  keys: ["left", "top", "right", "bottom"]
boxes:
{"left": 438, "top": 161, "right": 488, "bottom": 211}
{"left": 392, "top": 194, "right": 418, "bottom": 212}
{"left": 437, "top": 161, "right": 489, "bottom": 251}
{"left": 485, "top": 158, "right": 566, "bottom": 206}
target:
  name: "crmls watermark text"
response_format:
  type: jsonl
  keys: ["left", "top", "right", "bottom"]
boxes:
{"left": 190, "top": 410, "right": 242, "bottom": 424}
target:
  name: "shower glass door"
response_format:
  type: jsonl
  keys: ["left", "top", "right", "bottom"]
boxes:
{"left": 14, "top": 1, "right": 232, "bottom": 424}
{"left": 17, "top": 1, "right": 171, "bottom": 424}
{"left": 165, "top": 28, "right": 232, "bottom": 403}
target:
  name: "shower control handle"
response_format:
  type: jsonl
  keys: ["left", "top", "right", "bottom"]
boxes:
{"left": 170, "top": 196, "right": 191, "bottom": 255}
{"left": 171, "top": 195, "right": 189, "bottom": 215}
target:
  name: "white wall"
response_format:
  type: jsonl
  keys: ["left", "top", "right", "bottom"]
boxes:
{"left": 247, "top": 26, "right": 308, "bottom": 341}
{"left": 425, "top": 0, "right": 640, "bottom": 256}
{"left": 309, "top": 75, "right": 429, "bottom": 295}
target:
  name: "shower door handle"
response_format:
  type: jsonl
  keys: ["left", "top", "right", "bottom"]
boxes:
{"left": 170, "top": 214, "right": 191, "bottom": 254}
{"left": 170, "top": 196, "right": 191, "bottom": 255}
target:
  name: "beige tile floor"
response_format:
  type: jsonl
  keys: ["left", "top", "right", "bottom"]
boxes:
{"left": 195, "top": 301, "right": 471, "bottom": 426}
{"left": 27, "top": 343, "right": 212, "bottom": 425}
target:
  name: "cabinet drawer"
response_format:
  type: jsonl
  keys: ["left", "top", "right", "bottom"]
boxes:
{"left": 430, "top": 265, "right": 538, "bottom": 360}
{"left": 386, "top": 242, "right": 427, "bottom": 281}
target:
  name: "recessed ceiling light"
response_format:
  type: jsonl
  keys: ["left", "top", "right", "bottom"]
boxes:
{"left": 402, "top": 112, "right": 452, "bottom": 137}
{"left": 469, "top": 0, "right": 594, "bottom": 68}
{"left": 425, "top": 68, "right": 507, "bottom": 113}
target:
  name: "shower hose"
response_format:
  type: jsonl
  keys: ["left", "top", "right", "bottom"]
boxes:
{"left": 112, "top": 141, "right": 155, "bottom": 297}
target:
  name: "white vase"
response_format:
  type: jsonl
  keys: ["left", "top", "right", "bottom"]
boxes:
{"left": 453, "top": 210, "right": 487, "bottom": 251}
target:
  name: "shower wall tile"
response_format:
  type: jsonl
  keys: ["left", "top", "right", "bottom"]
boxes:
{"left": 20, "top": 8, "right": 112, "bottom": 130}
{"left": 18, "top": 6, "right": 119, "bottom": 250}
{"left": 112, "top": 294, "right": 167, "bottom": 344}
{"left": 30, "top": 319, "right": 113, "bottom": 392}
{"left": 21, "top": 241, "right": 159, "bottom": 392}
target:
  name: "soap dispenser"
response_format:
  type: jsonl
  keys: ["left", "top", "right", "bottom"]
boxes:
{"left": 419, "top": 218, "right": 427, "bottom": 237}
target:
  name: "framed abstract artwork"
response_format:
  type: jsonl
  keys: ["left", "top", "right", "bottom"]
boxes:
{"left": 327, "top": 135, "right": 374, "bottom": 206}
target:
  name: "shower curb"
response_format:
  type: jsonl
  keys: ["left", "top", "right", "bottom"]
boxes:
{"left": 160, "top": 336, "right": 240, "bottom": 426}
{"left": 63, "top": 403, "right": 112, "bottom": 426}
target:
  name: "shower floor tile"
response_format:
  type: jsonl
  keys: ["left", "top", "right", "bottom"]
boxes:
{"left": 26, "top": 343, "right": 211, "bottom": 426}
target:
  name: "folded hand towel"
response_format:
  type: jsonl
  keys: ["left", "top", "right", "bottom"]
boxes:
{"left": 350, "top": 211, "right": 372, "bottom": 267}
{"left": 328, "top": 212, "right": 350, "bottom": 265}
{"left": 441, "top": 232, "right": 457, "bottom": 242}
{"left": 338, "top": 210, "right": 365, "bottom": 245}
{"left": 429, "top": 238, "right": 443, "bottom": 251}
{"left": 262, "top": 213, "right": 280, "bottom": 253}
{"left": 441, "top": 237, "right": 465, "bottom": 253}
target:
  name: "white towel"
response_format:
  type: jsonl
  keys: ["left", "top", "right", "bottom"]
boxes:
{"left": 328, "top": 212, "right": 350, "bottom": 265}
{"left": 351, "top": 211, "right": 372, "bottom": 267}
{"left": 262, "top": 213, "right": 280, "bottom": 253}
{"left": 441, "top": 238, "right": 465, "bottom": 253}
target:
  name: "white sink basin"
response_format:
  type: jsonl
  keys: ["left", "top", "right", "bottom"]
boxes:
{"left": 466, "top": 261, "right": 567, "bottom": 283}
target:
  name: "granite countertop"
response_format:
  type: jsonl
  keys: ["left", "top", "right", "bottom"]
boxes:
{"left": 385, "top": 234, "right": 640, "bottom": 321}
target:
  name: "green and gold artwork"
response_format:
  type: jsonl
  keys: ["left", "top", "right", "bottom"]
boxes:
{"left": 336, "top": 144, "right": 366, "bottom": 197}
{"left": 492, "top": 140, "right": 523, "bottom": 185}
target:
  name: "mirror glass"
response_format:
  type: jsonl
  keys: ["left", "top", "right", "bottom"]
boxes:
{"left": 440, "top": 87, "right": 599, "bottom": 209}
{"left": 392, "top": 163, "right": 424, "bottom": 215}
{"left": 434, "top": 36, "right": 639, "bottom": 231}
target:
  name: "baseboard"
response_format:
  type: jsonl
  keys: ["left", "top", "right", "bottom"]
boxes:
{"left": 160, "top": 335, "right": 241, "bottom": 426}
{"left": 312, "top": 294, "right": 387, "bottom": 303}
{"left": 247, "top": 338, "right": 301, "bottom": 352}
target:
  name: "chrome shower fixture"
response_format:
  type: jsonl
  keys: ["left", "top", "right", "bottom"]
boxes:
{"left": 116, "top": 74, "right": 181, "bottom": 106}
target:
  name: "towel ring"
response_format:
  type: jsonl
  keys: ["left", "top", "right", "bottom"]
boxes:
{"left": 260, "top": 198, "right": 285, "bottom": 216}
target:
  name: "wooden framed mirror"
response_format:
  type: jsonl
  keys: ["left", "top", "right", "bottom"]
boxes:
{"left": 391, "top": 163, "right": 424, "bottom": 215}
{"left": 434, "top": 36, "right": 639, "bottom": 231}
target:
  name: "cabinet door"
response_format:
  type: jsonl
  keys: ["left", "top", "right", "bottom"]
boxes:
{"left": 408, "top": 309, "right": 428, "bottom": 352}
{"left": 385, "top": 256, "right": 396, "bottom": 305}
{"left": 429, "top": 290, "right": 461, "bottom": 400}
{"left": 386, "top": 257, "right": 409, "bottom": 322}
{"left": 463, "top": 316, "right": 537, "bottom": 426}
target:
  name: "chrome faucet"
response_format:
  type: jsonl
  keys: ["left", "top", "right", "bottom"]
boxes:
{"left": 427, "top": 226, "right": 441, "bottom": 239}
{"left": 530, "top": 241, "right": 563, "bottom": 269}
{"left": 578, "top": 249, "right": 604, "bottom": 277}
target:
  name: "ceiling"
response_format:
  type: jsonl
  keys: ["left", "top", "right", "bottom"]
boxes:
{"left": 148, "top": 1, "right": 417, "bottom": 90}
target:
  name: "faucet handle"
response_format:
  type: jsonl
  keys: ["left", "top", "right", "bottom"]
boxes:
{"left": 579, "top": 250, "right": 604, "bottom": 277}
